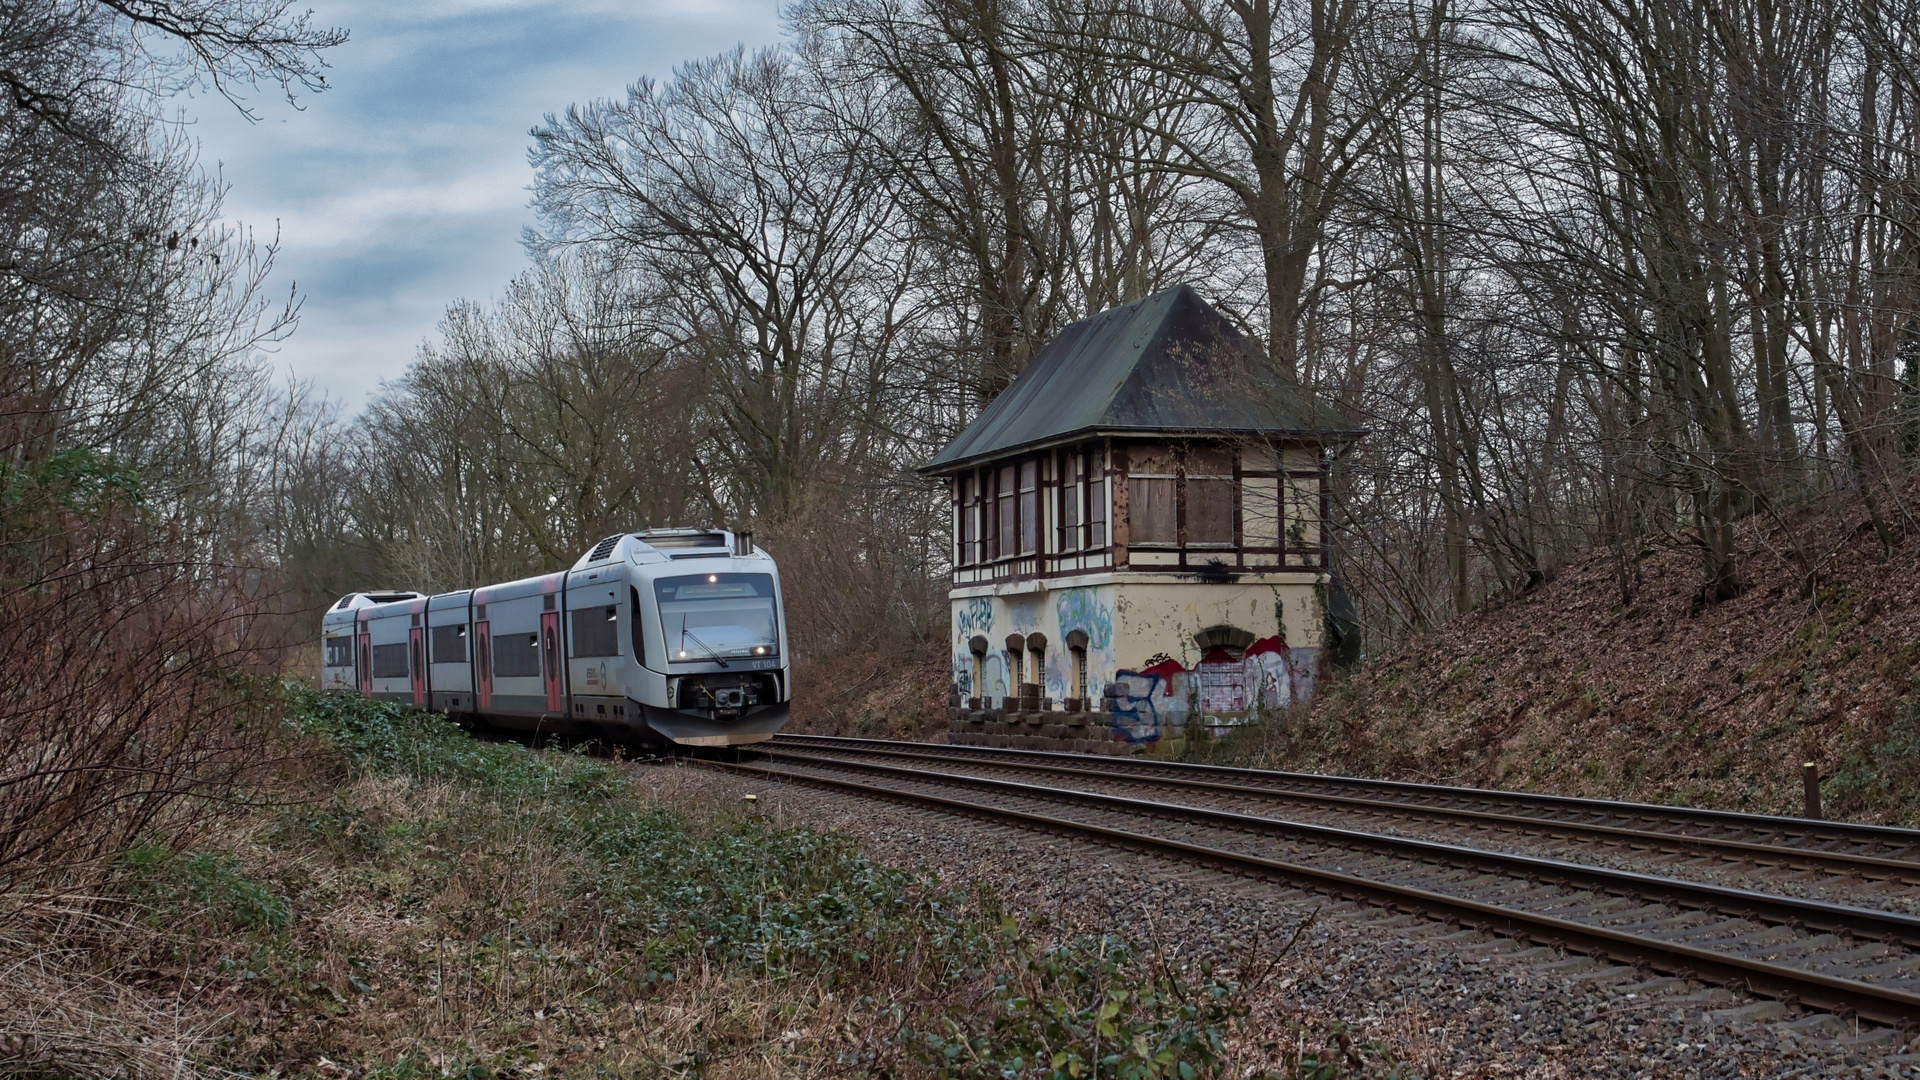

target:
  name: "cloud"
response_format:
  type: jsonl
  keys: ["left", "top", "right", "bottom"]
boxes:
{"left": 266, "top": 166, "right": 531, "bottom": 250}
{"left": 187, "top": 0, "right": 784, "bottom": 407}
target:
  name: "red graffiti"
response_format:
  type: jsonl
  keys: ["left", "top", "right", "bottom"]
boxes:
{"left": 1245, "top": 635, "right": 1288, "bottom": 657}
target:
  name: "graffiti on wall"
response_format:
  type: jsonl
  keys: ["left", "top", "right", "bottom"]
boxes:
{"left": 1110, "top": 655, "right": 1189, "bottom": 743}
{"left": 1244, "top": 637, "right": 1290, "bottom": 709}
{"left": 1199, "top": 636, "right": 1325, "bottom": 722}
{"left": 1107, "top": 635, "right": 1329, "bottom": 742}
{"left": 982, "top": 653, "right": 1008, "bottom": 700}
{"left": 957, "top": 597, "right": 994, "bottom": 640}
{"left": 1055, "top": 587, "right": 1113, "bottom": 650}
{"left": 951, "top": 597, "right": 996, "bottom": 699}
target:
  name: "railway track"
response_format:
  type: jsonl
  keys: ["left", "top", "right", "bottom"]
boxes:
{"left": 698, "top": 734, "right": 1920, "bottom": 1028}
{"left": 767, "top": 734, "right": 1920, "bottom": 883}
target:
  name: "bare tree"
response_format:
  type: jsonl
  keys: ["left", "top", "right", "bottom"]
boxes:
{"left": 530, "top": 46, "right": 922, "bottom": 523}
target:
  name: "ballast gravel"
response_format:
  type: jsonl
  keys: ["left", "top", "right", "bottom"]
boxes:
{"left": 786, "top": 752, "right": 1920, "bottom": 916}
{"left": 639, "top": 761, "right": 1920, "bottom": 1079}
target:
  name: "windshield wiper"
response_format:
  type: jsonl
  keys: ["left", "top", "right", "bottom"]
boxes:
{"left": 679, "top": 615, "right": 730, "bottom": 668}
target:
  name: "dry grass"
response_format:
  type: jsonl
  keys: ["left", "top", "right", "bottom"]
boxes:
{"left": 3, "top": 693, "right": 1381, "bottom": 1079}
{"left": 0, "top": 920, "right": 214, "bottom": 1080}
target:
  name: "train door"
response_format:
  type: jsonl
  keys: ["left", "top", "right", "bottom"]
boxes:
{"left": 475, "top": 621, "right": 493, "bottom": 711}
{"left": 409, "top": 625, "right": 426, "bottom": 707}
{"left": 356, "top": 624, "right": 371, "bottom": 696}
{"left": 540, "top": 610, "right": 563, "bottom": 714}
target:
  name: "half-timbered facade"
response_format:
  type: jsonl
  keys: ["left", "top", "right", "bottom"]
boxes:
{"left": 923, "top": 285, "right": 1358, "bottom": 751}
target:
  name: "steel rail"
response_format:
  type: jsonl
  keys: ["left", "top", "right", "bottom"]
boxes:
{"left": 771, "top": 734, "right": 1920, "bottom": 855}
{"left": 768, "top": 751, "right": 1920, "bottom": 946}
{"left": 764, "top": 740, "right": 1920, "bottom": 882}
{"left": 699, "top": 756, "right": 1920, "bottom": 1027}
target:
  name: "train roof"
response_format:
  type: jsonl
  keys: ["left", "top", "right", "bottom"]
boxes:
{"left": 322, "top": 530, "right": 769, "bottom": 626}
{"left": 569, "top": 528, "right": 760, "bottom": 571}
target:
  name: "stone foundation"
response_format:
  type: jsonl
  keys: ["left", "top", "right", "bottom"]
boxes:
{"left": 944, "top": 705, "right": 1154, "bottom": 755}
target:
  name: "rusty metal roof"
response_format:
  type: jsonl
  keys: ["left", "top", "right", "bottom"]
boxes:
{"left": 922, "top": 285, "right": 1357, "bottom": 474}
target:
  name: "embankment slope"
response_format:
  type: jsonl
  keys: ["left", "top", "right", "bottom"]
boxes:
{"left": 1278, "top": 491, "right": 1920, "bottom": 825}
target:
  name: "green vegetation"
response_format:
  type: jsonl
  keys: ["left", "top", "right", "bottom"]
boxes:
{"left": 1824, "top": 697, "right": 1920, "bottom": 822}
{"left": 4, "top": 690, "right": 1393, "bottom": 1079}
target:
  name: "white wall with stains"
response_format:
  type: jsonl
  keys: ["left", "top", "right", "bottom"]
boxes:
{"left": 950, "top": 573, "right": 1329, "bottom": 745}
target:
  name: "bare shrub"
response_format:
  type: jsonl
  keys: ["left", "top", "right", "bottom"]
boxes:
{"left": 756, "top": 482, "right": 950, "bottom": 733}
{"left": 0, "top": 449, "right": 278, "bottom": 921}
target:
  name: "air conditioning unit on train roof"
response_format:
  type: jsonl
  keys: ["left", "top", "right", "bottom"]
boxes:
{"left": 633, "top": 528, "right": 728, "bottom": 550}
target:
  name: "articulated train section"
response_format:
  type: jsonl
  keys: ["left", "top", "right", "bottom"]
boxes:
{"left": 320, "top": 529, "right": 791, "bottom": 747}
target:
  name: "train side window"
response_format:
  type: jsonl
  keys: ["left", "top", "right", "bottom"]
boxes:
{"left": 571, "top": 604, "right": 620, "bottom": 657}
{"left": 429, "top": 624, "right": 467, "bottom": 663}
{"left": 630, "top": 586, "right": 646, "bottom": 664}
{"left": 324, "top": 636, "right": 352, "bottom": 667}
{"left": 371, "top": 642, "right": 409, "bottom": 679}
{"left": 492, "top": 632, "right": 541, "bottom": 677}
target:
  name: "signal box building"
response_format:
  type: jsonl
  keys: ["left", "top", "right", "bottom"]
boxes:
{"left": 922, "top": 285, "right": 1358, "bottom": 751}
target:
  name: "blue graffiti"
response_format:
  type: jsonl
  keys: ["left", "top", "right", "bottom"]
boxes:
{"left": 1109, "top": 671, "right": 1162, "bottom": 744}
{"left": 1055, "top": 587, "right": 1113, "bottom": 650}
{"left": 983, "top": 653, "right": 1008, "bottom": 700}
{"left": 956, "top": 597, "right": 994, "bottom": 640}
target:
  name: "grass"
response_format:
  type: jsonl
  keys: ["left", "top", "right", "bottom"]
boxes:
{"left": 1, "top": 689, "right": 1397, "bottom": 1079}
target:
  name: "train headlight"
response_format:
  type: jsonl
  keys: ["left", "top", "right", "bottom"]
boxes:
{"left": 677, "top": 650, "right": 687, "bottom": 658}
{"left": 707, "top": 574, "right": 717, "bottom": 583}
{"left": 753, "top": 646, "right": 766, "bottom": 655}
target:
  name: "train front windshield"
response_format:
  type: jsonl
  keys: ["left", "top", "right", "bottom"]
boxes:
{"left": 655, "top": 573, "right": 779, "bottom": 661}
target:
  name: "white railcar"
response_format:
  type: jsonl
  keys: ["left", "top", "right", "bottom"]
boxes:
{"left": 319, "top": 529, "right": 790, "bottom": 746}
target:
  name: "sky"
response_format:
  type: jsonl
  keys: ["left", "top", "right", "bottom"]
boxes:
{"left": 188, "top": 0, "right": 784, "bottom": 412}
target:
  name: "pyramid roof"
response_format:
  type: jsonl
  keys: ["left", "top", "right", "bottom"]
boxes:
{"left": 922, "top": 285, "right": 1357, "bottom": 474}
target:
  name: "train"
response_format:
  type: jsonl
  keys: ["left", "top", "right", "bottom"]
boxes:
{"left": 320, "top": 528, "right": 790, "bottom": 746}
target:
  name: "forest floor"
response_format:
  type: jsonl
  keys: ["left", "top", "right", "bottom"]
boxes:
{"left": 1191, "top": 482, "right": 1920, "bottom": 827}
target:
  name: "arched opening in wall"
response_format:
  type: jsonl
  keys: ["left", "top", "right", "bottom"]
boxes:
{"left": 968, "top": 635, "right": 988, "bottom": 709}
{"left": 1065, "top": 629, "right": 1089, "bottom": 710}
{"left": 1005, "top": 633, "right": 1026, "bottom": 708}
{"left": 1024, "top": 632, "right": 1047, "bottom": 709}
{"left": 1193, "top": 625, "right": 1256, "bottom": 715}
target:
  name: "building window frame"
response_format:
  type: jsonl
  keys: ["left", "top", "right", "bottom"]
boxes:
{"left": 957, "top": 473, "right": 981, "bottom": 566}
{"left": 1057, "top": 449, "right": 1081, "bottom": 552}
{"left": 1126, "top": 447, "right": 1179, "bottom": 546}
{"left": 1184, "top": 447, "right": 1237, "bottom": 548}
{"left": 1064, "top": 627, "right": 1090, "bottom": 707}
{"left": 1024, "top": 632, "right": 1047, "bottom": 702}
{"left": 1018, "top": 459, "right": 1039, "bottom": 554}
